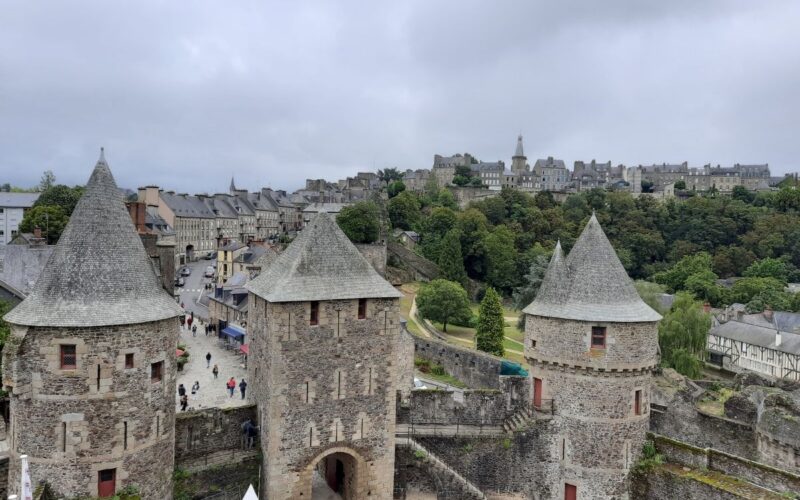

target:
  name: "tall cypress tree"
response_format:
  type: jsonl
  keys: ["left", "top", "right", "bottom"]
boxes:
{"left": 476, "top": 287, "right": 505, "bottom": 356}
{"left": 438, "top": 229, "right": 467, "bottom": 286}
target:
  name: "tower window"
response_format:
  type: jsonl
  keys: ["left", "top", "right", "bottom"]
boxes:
{"left": 358, "top": 299, "right": 367, "bottom": 319}
{"left": 60, "top": 345, "right": 77, "bottom": 370}
{"left": 634, "top": 389, "right": 642, "bottom": 416}
{"left": 310, "top": 301, "right": 319, "bottom": 326}
{"left": 591, "top": 326, "right": 606, "bottom": 348}
{"left": 125, "top": 353, "right": 134, "bottom": 369}
{"left": 151, "top": 361, "right": 163, "bottom": 383}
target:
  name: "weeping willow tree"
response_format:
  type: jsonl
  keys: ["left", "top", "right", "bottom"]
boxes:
{"left": 658, "top": 292, "right": 711, "bottom": 378}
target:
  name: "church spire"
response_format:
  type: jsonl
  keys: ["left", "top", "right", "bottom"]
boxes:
{"left": 514, "top": 134, "right": 525, "bottom": 158}
{"left": 230, "top": 176, "right": 236, "bottom": 193}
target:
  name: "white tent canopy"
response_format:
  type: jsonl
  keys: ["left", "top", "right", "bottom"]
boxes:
{"left": 242, "top": 484, "right": 258, "bottom": 500}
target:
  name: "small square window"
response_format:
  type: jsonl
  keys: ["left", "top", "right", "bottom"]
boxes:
{"left": 60, "top": 344, "right": 77, "bottom": 369}
{"left": 310, "top": 301, "right": 319, "bottom": 326}
{"left": 151, "top": 361, "right": 163, "bottom": 383}
{"left": 125, "top": 353, "right": 134, "bottom": 369}
{"left": 531, "top": 339, "right": 537, "bottom": 348}
{"left": 591, "top": 326, "right": 606, "bottom": 349}
{"left": 358, "top": 299, "right": 367, "bottom": 320}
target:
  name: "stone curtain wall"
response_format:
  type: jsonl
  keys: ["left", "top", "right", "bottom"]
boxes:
{"left": 0, "top": 456, "right": 7, "bottom": 498}
{"left": 413, "top": 336, "right": 503, "bottom": 390}
{"left": 174, "top": 404, "right": 258, "bottom": 470}
{"left": 387, "top": 241, "right": 440, "bottom": 282}
{"left": 396, "top": 329, "right": 416, "bottom": 401}
{"left": 3, "top": 319, "right": 178, "bottom": 499}
{"left": 651, "top": 433, "right": 800, "bottom": 496}
{"left": 355, "top": 242, "right": 387, "bottom": 278}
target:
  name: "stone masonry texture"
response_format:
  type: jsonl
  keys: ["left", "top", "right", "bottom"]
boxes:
{"left": 248, "top": 294, "right": 400, "bottom": 499}
{"left": 2, "top": 318, "right": 179, "bottom": 498}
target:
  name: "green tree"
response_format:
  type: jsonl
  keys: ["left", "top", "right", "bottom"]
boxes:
{"left": 436, "top": 189, "right": 458, "bottom": 210}
{"left": 743, "top": 258, "right": 789, "bottom": 283}
{"left": 387, "top": 191, "right": 421, "bottom": 230}
{"left": 674, "top": 180, "right": 686, "bottom": 190}
{"left": 39, "top": 170, "right": 56, "bottom": 191}
{"left": 731, "top": 277, "right": 785, "bottom": 304}
{"left": 377, "top": 167, "right": 403, "bottom": 185}
{"left": 652, "top": 252, "right": 714, "bottom": 292}
{"left": 18, "top": 205, "right": 69, "bottom": 244}
{"left": 452, "top": 165, "right": 473, "bottom": 186}
{"left": 732, "top": 185, "right": 755, "bottom": 203}
{"left": 512, "top": 250, "right": 550, "bottom": 329}
{"left": 438, "top": 229, "right": 467, "bottom": 286}
{"left": 658, "top": 292, "right": 711, "bottom": 378}
{"left": 416, "top": 279, "right": 472, "bottom": 332}
{"left": 336, "top": 201, "right": 381, "bottom": 243}
{"left": 33, "top": 184, "right": 85, "bottom": 215}
{"left": 634, "top": 281, "right": 668, "bottom": 315}
{"left": 476, "top": 287, "right": 505, "bottom": 356}
{"left": 0, "top": 299, "right": 11, "bottom": 373}
{"left": 483, "top": 226, "right": 519, "bottom": 292}
{"left": 387, "top": 180, "right": 406, "bottom": 198}
{"left": 423, "top": 175, "right": 439, "bottom": 203}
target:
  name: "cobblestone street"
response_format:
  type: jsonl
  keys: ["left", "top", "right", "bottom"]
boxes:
{"left": 176, "top": 319, "right": 250, "bottom": 411}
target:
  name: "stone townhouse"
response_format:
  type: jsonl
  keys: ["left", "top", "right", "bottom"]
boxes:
{"left": 0, "top": 192, "right": 39, "bottom": 245}
{"left": 3, "top": 152, "right": 183, "bottom": 498}
{"left": 432, "top": 153, "right": 473, "bottom": 186}
{"left": 470, "top": 161, "right": 505, "bottom": 190}
{"left": 138, "top": 186, "right": 217, "bottom": 265}
{"left": 401, "top": 169, "right": 431, "bottom": 192}
{"left": 524, "top": 215, "right": 662, "bottom": 499}
{"left": 262, "top": 188, "right": 303, "bottom": 235}
{"left": 199, "top": 195, "right": 238, "bottom": 243}
{"left": 572, "top": 160, "right": 627, "bottom": 191}
{"left": 533, "top": 156, "right": 571, "bottom": 192}
{"left": 216, "top": 239, "right": 247, "bottom": 285}
{"left": 246, "top": 212, "right": 402, "bottom": 499}
{"left": 247, "top": 189, "right": 281, "bottom": 240}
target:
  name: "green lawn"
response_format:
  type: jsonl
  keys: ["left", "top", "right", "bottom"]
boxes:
{"left": 503, "top": 338, "right": 524, "bottom": 352}
{"left": 470, "top": 303, "right": 520, "bottom": 319}
{"left": 504, "top": 325, "right": 523, "bottom": 342}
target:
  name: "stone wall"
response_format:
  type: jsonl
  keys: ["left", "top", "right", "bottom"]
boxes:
{"left": 397, "top": 329, "right": 415, "bottom": 402}
{"left": 174, "top": 404, "right": 258, "bottom": 470}
{"left": 447, "top": 186, "right": 501, "bottom": 209}
{"left": 176, "top": 458, "right": 260, "bottom": 500}
{"left": 0, "top": 456, "right": 7, "bottom": 498}
{"left": 387, "top": 241, "right": 439, "bottom": 282}
{"left": 651, "top": 433, "right": 800, "bottom": 496}
{"left": 248, "top": 294, "right": 400, "bottom": 499}
{"left": 405, "top": 389, "right": 508, "bottom": 427}
{"left": 630, "top": 467, "right": 748, "bottom": 500}
{"left": 355, "top": 242, "right": 387, "bottom": 277}
{"left": 2, "top": 318, "right": 178, "bottom": 499}
{"left": 413, "top": 336, "right": 503, "bottom": 390}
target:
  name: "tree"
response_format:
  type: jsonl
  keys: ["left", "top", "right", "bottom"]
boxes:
{"left": 674, "top": 180, "right": 686, "bottom": 190}
{"left": 476, "top": 287, "right": 505, "bottom": 356}
{"left": 336, "top": 201, "right": 381, "bottom": 243}
{"left": 652, "top": 252, "right": 714, "bottom": 292}
{"left": 438, "top": 229, "right": 467, "bottom": 286}
{"left": 0, "top": 299, "right": 11, "bottom": 373}
{"left": 387, "top": 180, "right": 406, "bottom": 198}
{"left": 39, "top": 170, "right": 56, "bottom": 191}
{"left": 452, "top": 165, "right": 473, "bottom": 186}
{"left": 18, "top": 205, "right": 69, "bottom": 244}
{"left": 732, "top": 185, "right": 755, "bottom": 204}
{"left": 377, "top": 167, "right": 403, "bottom": 185}
{"left": 731, "top": 277, "right": 785, "bottom": 304}
{"left": 483, "top": 226, "right": 519, "bottom": 292}
{"left": 387, "top": 191, "right": 421, "bottom": 230}
{"left": 33, "top": 184, "right": 85, "bottom": 215}
{"left": 416, "top": 279, "right": 472, "bottom": 332}
{"left": 512, "top": 251, "right": 550, "bottom": 329}
{"left": 658, "top": 292, "right": 711, "bottom": 378}
{"left": 641, "top": 180, "right": 655, "bottom": 193}
{"left": 743, "top": 258, "right": 789, "bottom": 284}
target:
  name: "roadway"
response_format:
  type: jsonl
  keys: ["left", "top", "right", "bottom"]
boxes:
{"left": 176, "top": 257, "right": 215, "bottom": 320}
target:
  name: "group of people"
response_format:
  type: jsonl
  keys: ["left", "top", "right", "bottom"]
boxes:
{"left": 227, "top": 377, "right": 247, "bottom": 399}
{"left": 177, "top": 381, "right": 200, "bottom": 411}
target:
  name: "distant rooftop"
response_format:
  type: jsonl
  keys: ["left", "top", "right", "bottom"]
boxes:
{"left": 0, "top": 192, "right": 39, "bottom": 208}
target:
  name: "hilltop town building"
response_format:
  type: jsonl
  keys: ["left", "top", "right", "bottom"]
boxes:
{"left": 524, "top": 215, "right": 662, "bottom": 498}
{"left": 2, "top": 151, "right": 183, "bottom": 498}
{"left": 0, "top": 192, "right": 39, "bottom": 245}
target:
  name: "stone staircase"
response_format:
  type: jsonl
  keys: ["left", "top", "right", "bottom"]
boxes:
{"left": 502, "top": 407, "right": 533, "bottom": 433}
{"left": 398, "top": 437, "right": 487, "bottom": 500}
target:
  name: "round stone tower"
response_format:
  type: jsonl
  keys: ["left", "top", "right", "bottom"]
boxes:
{"left": 523, "top": 215, "right": 662, "bottom": 499}
{"left": 2, "top": 151, "right": 183, "bottom": 498}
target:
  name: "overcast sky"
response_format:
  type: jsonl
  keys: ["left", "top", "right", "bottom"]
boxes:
{"left": 1, "top": 1, "right": 798, "bottom": 193}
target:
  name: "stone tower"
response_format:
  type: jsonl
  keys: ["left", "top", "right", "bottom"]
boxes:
{"left": 246, "top": 212, "right": 402, "bottom": 499}
{"left": 512, "top": 134, "right": 528, "bottom": 173}
{"left": 523, "top": 215, "right": 661, "bottom": 499}
{"left": 2, "top": 151, "right": 183, "bottom": 498}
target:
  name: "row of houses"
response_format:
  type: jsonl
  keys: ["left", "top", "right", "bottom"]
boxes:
{"left": 399, "top": 135, "right": 774, "bottom": 196}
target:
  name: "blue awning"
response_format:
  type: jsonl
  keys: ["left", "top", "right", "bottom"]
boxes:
{"left": 221, "top": 325, "right": 246, "bottom": 339}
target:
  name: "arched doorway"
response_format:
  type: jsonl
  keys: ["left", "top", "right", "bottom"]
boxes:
{"left": 307, "top": 448, "right": 364, "bottom": 500}
{"left": 186, "top": 244, "right": 194, "bottom": 262}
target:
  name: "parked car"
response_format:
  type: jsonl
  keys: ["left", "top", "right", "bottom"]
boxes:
{"left": 175, "top": 277, "right": 185, "bottom": 287}
{"left": 204, "top": 266, "right": 215, "bottom": 278}
{"left": 203, "top": 253, "right": 214, "bottom": 260}
{"left": 181, "top": 268, "right": 191, "bottom": 277}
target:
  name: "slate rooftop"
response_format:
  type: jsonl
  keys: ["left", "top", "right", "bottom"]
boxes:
{"left": 246, "top": 212, "right": 402, "bottom": 302}
{"left": 4, "top": 150, "right": 183, "bottom": 327}
{"left": 524, "top": 214, "right": 662, "bottom": 323}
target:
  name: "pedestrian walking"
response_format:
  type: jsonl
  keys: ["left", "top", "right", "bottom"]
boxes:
{"left": 187, "top": 315, "right": 193, "bottom": 330}
{"left": 246, "top": 422, "right": 258, "bottom": 448}
{"left": 204, "top": 323, "right": 209, "bottom": 336}
{"left": 212, "top": 364, "right": 219, "bottom": 379}
{"left": 181, "top": 301, "right": 185, "bottom": 309}
{"left": 178, "top": 383, "right": 186, "bottom": 397}
{"left": 239, "top": 379, "right": 247, "bottom": 400}
{"left": 206, "top": 352, "right": 212, "bottom": 368}
{"left": 180, "top": 394, "right": 188, "bottom": 412}
{"left": 191, "top": 381, "right": 200, "bottom": 395}
{"left": 180, "top": 316, "right": 186, "bottom": 330}
{"left": 192, "top": 324, "right": 197, "bottom": 337}
{"left": 227, "top": 377, "right": 236, "bottom": 397}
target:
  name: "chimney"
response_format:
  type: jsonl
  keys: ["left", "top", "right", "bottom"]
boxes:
{"left": 763, "top": 307, "right": 774, "bottom": 323}
{"left": 703, "top": 302, "right": 711, "bottom": 314}
{"left": 776, "top": 330, "right": 782, "bottom": 347}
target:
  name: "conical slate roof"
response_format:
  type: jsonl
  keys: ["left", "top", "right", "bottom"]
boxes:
{"left": 514, "top": 134, "right": 525, "bottom": 157}
{"left": 524, "top": 214, "right": 661, "bottom": 323}
{"left": 4, "top": 151, "right": 183, "bottom": 327}
{"left": 246, "top": 212, "right": 402, "bottom": 302}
